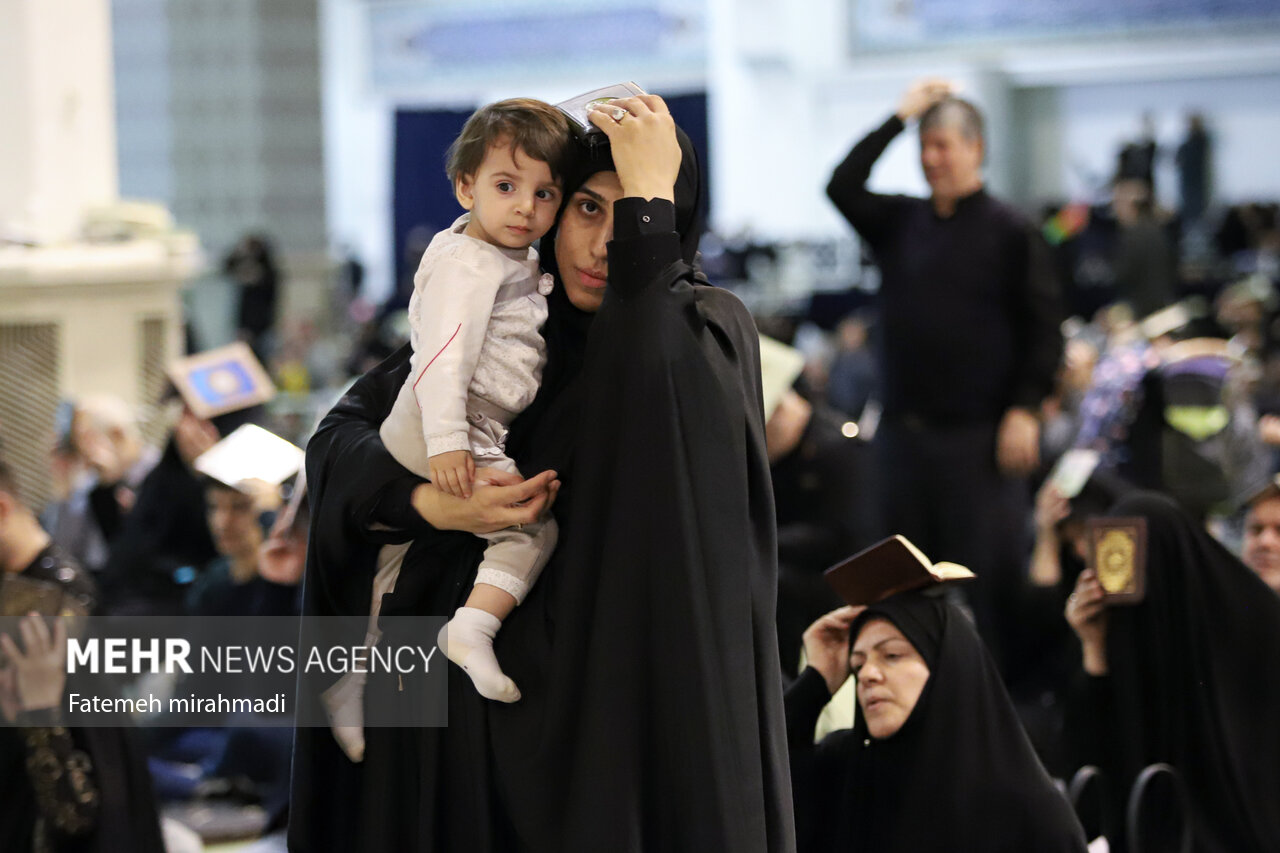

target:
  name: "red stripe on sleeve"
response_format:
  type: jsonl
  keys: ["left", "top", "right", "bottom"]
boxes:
{"left": 411, "top": 323, "right": 463, "bottom": 404}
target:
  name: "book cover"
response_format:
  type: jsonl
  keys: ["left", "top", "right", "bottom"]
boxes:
{"left": 167, "top": 342, "right": 276, "bottom": 420}
{"left": 554, "top": 82, "right": 647, "bottom": 142}
{"left": 194, "top": 424, "right": 304, "bottom": 499}
{"left": 824, "top": 535, "right": 974, "bottom": 607}
{"left": 1087, "top": 517, "right": 1147, "bottom": 605}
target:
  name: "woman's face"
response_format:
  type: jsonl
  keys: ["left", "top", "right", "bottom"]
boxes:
{"left": 850, "top": 618, "right": 931, "bottom": 740}
{"left": 554, "top": 170, "right": 624, "bottom": 313}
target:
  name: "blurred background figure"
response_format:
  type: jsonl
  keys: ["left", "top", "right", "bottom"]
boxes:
{"left": 97, "top": 405, "right": 224, "bottom": 616}
{"left": 1040, "top": 335, "right": 1100, "bottom": 464}
{"left": 1240, "top": 478, "right": 1280, "bottom": 595}
{"left": 42, "top": 395, "right": 160, "bottom": 576}
{"left": 224, "top": 234, "right": 281, "bottom": 362}
{"left": 1111, "top": 178, "right": 1177, "bottom": 317}
{"left": 824, "top": 313, "right": 878, "bottom": 421}
{"left": 185, "top": 477, "right": 300, "bottom": 618}
{"left": 826, "top": 79, "right": 1063, "bottom": 673}
{"left": 1115, "top": 112, "right": 1158, "bottom": 196}
{"left": 1177, "top": 113, "right": 1212, "bottom": 227}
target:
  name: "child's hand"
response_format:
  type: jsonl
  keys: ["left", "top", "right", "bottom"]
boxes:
{"left": 430, "top": 450, "right": 476, "bottom": 499}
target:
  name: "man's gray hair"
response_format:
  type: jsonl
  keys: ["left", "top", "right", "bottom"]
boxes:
{"left": 919, "top": 97, "right": 985, "bottom": 143}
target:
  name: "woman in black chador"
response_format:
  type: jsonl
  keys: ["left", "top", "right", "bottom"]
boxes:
{"left": 786, "top": 593, "right": 1087, "bottom": 852}
{"left": 291, "top": 95, "right": 795, "bottom": 852}
{"left": 1067, "top": 492, "right": 1280, "bottom": 852}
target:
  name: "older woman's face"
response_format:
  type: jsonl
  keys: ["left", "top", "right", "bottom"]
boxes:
{"left": 850, "top": 618, "right": 931, "bottom": 740}
{"left": 554, "top": 171, "right": 623, "bottom": 313}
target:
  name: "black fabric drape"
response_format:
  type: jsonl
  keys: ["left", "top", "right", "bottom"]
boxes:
{"left": 786, "top": 592, "right": 1087, "bottom": 853}
{"left": 289, "top": 342, "right": 483, "bottom": 851}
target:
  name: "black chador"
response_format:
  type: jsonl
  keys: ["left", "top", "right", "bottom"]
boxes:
{"left": 291, "top": 130, "right": 795, "bottom": 852}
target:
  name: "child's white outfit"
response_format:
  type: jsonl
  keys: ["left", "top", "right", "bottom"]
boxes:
{"left": 380, "top": 214, "right": 558, "bottom": 604}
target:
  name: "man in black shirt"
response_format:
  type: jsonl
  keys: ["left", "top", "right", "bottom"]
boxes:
{"left": 826, "top": 79, "right": 1062, "bottom": 668}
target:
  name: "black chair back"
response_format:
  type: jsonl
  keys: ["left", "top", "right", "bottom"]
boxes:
{"left": 1069, "top": 765, "right": 1107, "bottom": 843}
{"left": 1127, "top": 763, "right": 1192, "bottom": 853}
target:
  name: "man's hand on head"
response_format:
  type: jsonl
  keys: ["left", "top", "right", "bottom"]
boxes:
{"left": 897, "top": 79, "right": 955, "bottom": 123}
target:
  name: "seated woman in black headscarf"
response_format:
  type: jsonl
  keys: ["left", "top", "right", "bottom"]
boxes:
{"left": 786, "top": 592, "right": 1087, "bottom": 852}
{"left": 291, "top": 94, "right": 794, "bottom": 852}
{"left": 1066, "top": 491, "right": 1280, "bottom": 853}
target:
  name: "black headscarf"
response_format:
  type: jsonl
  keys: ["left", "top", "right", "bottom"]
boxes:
{"left": 506, "top": 125, "right": 704, "bottom": 474}
{"left": 546, "top": 128, "right": 705, "bottom": 267}
{"left": 1093, "top": 492, "right": 1280, "bottom": 852}
{"left": 795, "top": 592, "right": 1086, "bottom": 852}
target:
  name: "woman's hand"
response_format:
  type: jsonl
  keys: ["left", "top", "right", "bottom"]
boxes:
{"left": 1029, "top": 482, "right": 1071, "bottom": 587}
{"left": 174, "top": 409, "right": 220, "bottom": 470}
{"left": 1065, "top": 569, "right": 1109, "bottom": 675}
{"left": 801, "top": 605, "right": 865, "bottom": 695}
{"left": 765, "top": 390, "right": 812, "bottom": 464}
{"left": 412, "top": 468, "right": 560, "bottom": 534}
{"left": 0, "top": 614, "right": 68, "bottom": 712}
{"left": 1034, "top": 481, "right": 1071, "bottom": 535}
{"left": 587, "top": 94, "right": 681, "bottom": 203}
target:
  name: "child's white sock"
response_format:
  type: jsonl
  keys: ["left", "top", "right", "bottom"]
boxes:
{"left": 438, "top": 607, "right": 520, "bottom": 703}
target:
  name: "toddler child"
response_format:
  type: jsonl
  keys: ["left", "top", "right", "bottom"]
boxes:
{"left": 379, "top": 98, "right": 570, "bottom": 702}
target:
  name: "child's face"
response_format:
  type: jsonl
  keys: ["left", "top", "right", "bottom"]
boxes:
{"left": 456, "top": 139, "right": 561, "bottom": 250}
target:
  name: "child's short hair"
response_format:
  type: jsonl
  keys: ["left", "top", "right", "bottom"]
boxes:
{"left": 446, "top": 98, "right": 571, "bottom": 186}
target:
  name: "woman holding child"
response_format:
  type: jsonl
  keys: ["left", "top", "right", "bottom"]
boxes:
{"left": 291, "top": 93, "right": 795, "bottom": 851}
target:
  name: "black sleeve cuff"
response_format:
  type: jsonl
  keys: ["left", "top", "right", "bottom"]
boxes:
{"left": 370, "top": 475, "right": 432, "bottom": 533}
{"left": 785, "top": 666, "right": 837, "bottom": 747}
{"left": 792, "top": 665, "right": 835, "bottom": 709}
{"left": 613, "top": 197, "right": 676, "bottom": 240}
{"left": 884, "top": 113, "right": 906, "bottom": 134}
{"left": 607, "top": 198, "right": 682, "bottom": 300}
